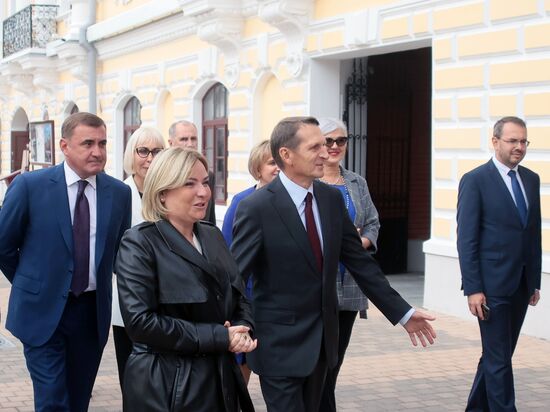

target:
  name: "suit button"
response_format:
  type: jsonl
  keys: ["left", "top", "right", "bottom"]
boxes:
{"left": 216, "top": 295, "right": 221, "bottom": 301}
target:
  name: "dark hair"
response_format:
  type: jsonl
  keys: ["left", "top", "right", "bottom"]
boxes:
{"left": 493, "top": 116, "right": 526, "bottom": 139}
{"left": 270, "top": 116, "right": 319, "bottom": 169}
{"left": 61, "top": 112, "right": 106, "bottom": 139}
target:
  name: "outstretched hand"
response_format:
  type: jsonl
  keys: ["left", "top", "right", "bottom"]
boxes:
{"left": 403, "top": 310, "right": 436, "bottom": 347}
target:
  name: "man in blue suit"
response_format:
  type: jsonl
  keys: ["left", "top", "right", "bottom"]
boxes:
{"left": 457, "top": 116, "right": 541, "bottom": 412}
{"left": 0, "top": 112, "right": 131, "bottom": 411}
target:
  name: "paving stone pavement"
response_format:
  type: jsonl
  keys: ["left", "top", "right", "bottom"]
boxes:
{"left": 1, "top": 273, "right": 549, "bottom": 411}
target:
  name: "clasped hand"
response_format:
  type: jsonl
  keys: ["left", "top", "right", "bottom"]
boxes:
{"left": 224, "top": 321, "right": 257, "bottom": 353}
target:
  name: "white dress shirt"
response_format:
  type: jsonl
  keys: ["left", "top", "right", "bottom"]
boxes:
{"left": 279, "top": 171, "right": 324, "bottom": 249}
{"left": 64, "top": 162, "right": 97, "bottom": 292}
{"left": 278, "top": 172, "right": 413, "bottom": 326}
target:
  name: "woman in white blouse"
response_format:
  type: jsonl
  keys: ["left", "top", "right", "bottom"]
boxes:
{"left": 113, "top": 126, "right": 165, "bottom": 390}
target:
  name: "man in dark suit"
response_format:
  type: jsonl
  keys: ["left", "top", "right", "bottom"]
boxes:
{"left": 457, "top": 116, "right": 541, "bottom": 412}
{"left": 231, "top": 116, "right": 436, "bottom": 412}
{"left": 168, "top": 120, "right": 216, "bottom": 224}
{"left": 0, "top": 112, "right": 132, "bottom": 411}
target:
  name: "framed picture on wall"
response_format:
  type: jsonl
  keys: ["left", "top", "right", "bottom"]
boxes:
{"left": 29, "top": 120, "right": 55, "bottom": 166}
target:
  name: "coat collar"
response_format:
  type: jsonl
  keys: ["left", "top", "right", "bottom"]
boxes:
{"left": 154, "top": 219, "right": 218, "bottom": 279}
{"left": 50, "top": 164, "right": 72, "bottom": 252}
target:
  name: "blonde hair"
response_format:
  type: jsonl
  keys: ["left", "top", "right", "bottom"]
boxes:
{"left": 247, "top": 140, "right": 272, "bottom": 180}
{"left": 142, "top": 147, "right": 209, "bottom": 222}
{"left": 123, "top": 126, "right": 165, "bottom": 175}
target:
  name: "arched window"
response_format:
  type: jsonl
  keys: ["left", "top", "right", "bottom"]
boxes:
{"left": 202, "top": 83, "right": 228, "bottom": 204}
{"left": 123, "top": 97, "right": 142, "bottom": 151}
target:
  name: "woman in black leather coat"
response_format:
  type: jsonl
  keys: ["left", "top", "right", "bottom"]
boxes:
{"left": 115, "top": 147, "right": 256, "bottom": 412}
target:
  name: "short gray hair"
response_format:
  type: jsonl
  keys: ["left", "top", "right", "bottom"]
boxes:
{"left": 168, "top": 120, "right": 197, "bottom": 139}
{"left": 318, "top": 117, "right": 348, "bottom": 136}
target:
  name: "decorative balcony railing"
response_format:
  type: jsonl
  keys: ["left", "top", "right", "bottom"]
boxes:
{"left": 3, "top": 5, "right": 58, "bottom": 58}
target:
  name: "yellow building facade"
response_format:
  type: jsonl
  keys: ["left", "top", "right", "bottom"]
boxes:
{"left": 0, "top": 0, "right": 548, "bottom": 339}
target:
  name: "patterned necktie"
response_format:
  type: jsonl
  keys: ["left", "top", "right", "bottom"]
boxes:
{"left": 71, "top": 180, "right": 90, "bottom": 296}
{"left": 305, "top": 192, "right": 323, "bottom": 273}
{"left": 508, "top": 170, "right": 527, "bottom": 227}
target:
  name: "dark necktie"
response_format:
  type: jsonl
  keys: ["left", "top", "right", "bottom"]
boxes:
{"left": 305, "top": 192, "right": 323, "bottom": 273}
{"left": 71, "top": 180, "right": 90, "bottom": 296}
{"left": 508, "top": 170, "right": 527, "bottom": 227}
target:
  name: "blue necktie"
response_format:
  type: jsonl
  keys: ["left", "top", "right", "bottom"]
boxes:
{"left": 71, "top": 180, "right": 90, "bottom": 296}
{"left": 508, "top": 170, "right": 527, "bottom": 227}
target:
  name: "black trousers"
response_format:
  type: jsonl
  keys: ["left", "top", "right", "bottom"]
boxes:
{"left": 466, "top": 276, "right": 529, "bottom": 412}
{"left": 260, "top": 343, "right": 328, "bottom": 412}
{"left": 113, "top": 325, "right": 133, "bottom": 390}
{"left": 319, "top": 311, "right": 358, "bottom": 412}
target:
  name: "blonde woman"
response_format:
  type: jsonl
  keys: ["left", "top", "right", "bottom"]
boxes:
{"left": 116, "top": 148, "right": 256, "bottom": 411}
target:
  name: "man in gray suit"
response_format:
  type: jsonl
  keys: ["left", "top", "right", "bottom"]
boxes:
{"left": 231, "top": 116, "right": 436, "bottom": 412}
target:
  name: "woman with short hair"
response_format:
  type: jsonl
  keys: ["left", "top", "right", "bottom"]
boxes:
{"left": 317, "top": 117, "right": 380, "bottom": 412}
{"left": 112, "top": 126, "right": 165, "bottom": 389}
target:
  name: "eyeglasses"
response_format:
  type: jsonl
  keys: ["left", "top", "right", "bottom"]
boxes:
{"left": 500, "top": 139, "right": 530, "bottom": 147}
{"left": 325, "top": 137, "right": 348, "bottom": 147}
{"left": 136, "top": 147, "right": 163, "bottom": 158}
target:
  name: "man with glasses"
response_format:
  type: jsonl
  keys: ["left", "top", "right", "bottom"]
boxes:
{"left": 168, "top": 120, "right": 216, "bottom": 224}
{"left": 457, "top": 116, "right": 541, "bottom": 411}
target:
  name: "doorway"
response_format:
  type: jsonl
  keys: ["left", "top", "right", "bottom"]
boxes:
{"left": 344, "top": 48, "right": 431, "bottom": 274}
{"left": 11, "top": 108, "right": 30, "bottom": 172}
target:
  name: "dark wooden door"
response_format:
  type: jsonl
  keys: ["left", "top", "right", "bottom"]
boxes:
{"left": 366, "top": 48, "right": 431, "bottom": 274}
{"left": 367, "top": 93, "right": 411, "bottom": 273}
{"left": 11, "top": 131, "right": 29, "bottom": 172}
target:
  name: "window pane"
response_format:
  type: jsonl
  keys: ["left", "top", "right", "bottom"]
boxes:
{"left": 124, "top": 97, "right": 142, "bottom": 127}
{"left": 214, "top": 85, "right": 227, "bottom": 119}
{"left": 216, "top": 158, "right": 225, "bottom": 186}
{"left": 204, "top": 90, "right": 214, "bottom": 121}
{"left": 205, "top": 127, "right": 214, "bottom": 166}
{"left": 216, "top": 127, "right": 225, "bottom": 157}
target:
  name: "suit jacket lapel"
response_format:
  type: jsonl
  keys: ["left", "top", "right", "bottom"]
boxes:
{"left": 51, "top": 164, "right": 73, "bottom": 253}
{"left": 269, "top": 177, "right": 320, "bottom": 276}
{"left": 95, "top": 173, "right": 112, "bottom": 268}
{"left": 518, "top": 165, "right": 536, "bottom": 223}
